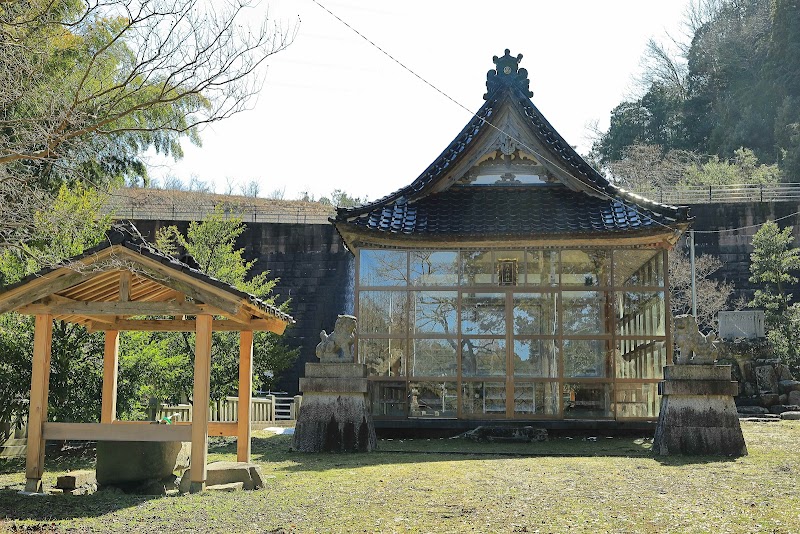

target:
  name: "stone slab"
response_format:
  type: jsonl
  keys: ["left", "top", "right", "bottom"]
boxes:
{"left": 756, "top": 365, "right": 779, "bottom": 393}
{"left": 659, "top": 380, "right": 739, "bottom": 396}
{"left": 56, "top": 470, "right": 96, "bottom": 490}
{"left": 781, "top": 411, "right": 800, "bottom": 420}
{"left": 780, "top": 380, "right": 800, "bottom": 394}
{"left": 299, "top": 377, "right": 369, "bottom": 394}
{"left": 304, "top": 362, "right": 367, "bottom": 379}
{"left": 179, "top": 461, "right": 264, "bottom": 493}
{"left": 207, "top": 482, "right": 244, "bottom": 492}
{"left": 790, "top": 390, "right": 800, "bottom": 405}
{"left": 663, "top": 365, "right": 732, "bottom": 381}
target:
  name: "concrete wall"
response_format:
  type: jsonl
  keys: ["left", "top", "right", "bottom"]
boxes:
{"left": 132, "top": 220, "right": 353, "bottom": 395}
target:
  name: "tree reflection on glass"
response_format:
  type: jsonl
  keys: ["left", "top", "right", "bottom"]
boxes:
{"left": 359, "top": 250, "right": 408, "bottom": 286}
{"left": 563, "top": 291, "right": 606, "bottom": 334}
{"left": 410, "top": 251, "right": 458, "bottom": 286}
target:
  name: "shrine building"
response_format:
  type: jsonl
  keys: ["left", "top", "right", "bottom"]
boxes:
{"left": 332, "top": 50, "right": 690, "bottom": 427}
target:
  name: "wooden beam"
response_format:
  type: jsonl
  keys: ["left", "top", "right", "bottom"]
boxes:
{"left": 42, "top": 422, "right": 192, "bottom": 442}
{"left": 119, "top": 272, "right": 131, "bottom": 302}
{"left": 190, "top": 314, "right": 213, "bottom": 493}
{"left": 18, "top": 300, "right": 213, "bottom": 316}
{"left": 87, "top": 317, "right": 287, "bottom": 333}
{"left": 25, "top": 314, "right": 53, "bottom": 493}
{"left": 209, "top": 422, "right": 238, "bottom": 437}
{"left": 0, "top": 264, "right": 99, "bottom": 315}
{"left": 237, "top": 331, "right": 254, "bottom": 462}
{"left": 101, "top": 331, "right": 119, "bottom": 423}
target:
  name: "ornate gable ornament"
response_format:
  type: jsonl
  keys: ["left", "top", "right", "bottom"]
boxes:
{"left": 484, "top": 49, "right": 533, "bottom": 99}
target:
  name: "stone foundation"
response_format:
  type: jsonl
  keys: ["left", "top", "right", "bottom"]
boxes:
{"left": 653, "top": 364, "right": 747, "bottom": 456}
{"left": 293, "top": 362, "right": 377, "bottom": 452}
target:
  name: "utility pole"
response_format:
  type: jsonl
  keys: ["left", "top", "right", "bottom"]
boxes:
{"left": 690, "top": 229, "right": 697, "bottom": 318}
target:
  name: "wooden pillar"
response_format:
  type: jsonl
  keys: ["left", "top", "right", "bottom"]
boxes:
{"left": 190, "top": 314, "right": 213, "bottom": 493}
{"left": 101, "top": 330, "right": 119, "bottom": 423}
{"left": 237, "top": 330, "right": 254, "bottom": 462}
{"left": 25, "top": 314, "right": 53, "bottom": 493}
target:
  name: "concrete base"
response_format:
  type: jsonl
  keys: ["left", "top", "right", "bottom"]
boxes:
{"left": 179, "top": 461, "right": 265, "bottom": 493}
{"left": 654, "top": 365, "right": 747, "bottom": 456}
{"left": 293, "top": 362, "right": 377, "bottom": 452}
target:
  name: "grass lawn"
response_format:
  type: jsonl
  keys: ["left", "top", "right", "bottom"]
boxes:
{"left": 1, "top": 421, "right": 799, "bottom": 533}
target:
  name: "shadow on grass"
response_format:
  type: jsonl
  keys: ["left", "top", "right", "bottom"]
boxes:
{"left": 0, "top": 489, "right": 161, "bottom": 523}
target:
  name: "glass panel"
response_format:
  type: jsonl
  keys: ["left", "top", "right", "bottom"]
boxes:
{"left": 615, "top": 340, "right": 668, "bottom": 379}
{"left": 561, "top": 250, "right": 610, "bottom": 287}
{"left": 613, "top": 249, "right": 664, "bottom": 287}
{"left": 413, "top": 291, "right": 457, "bottom": 334}
{"left": 461, "top": 293, "right": 505, "bottom": 335}
{"left": 409, "top": 381, "right": 457, "bottom": 418}
{"left": 524, "top": 250, "right": 559, "bottom": 286}
{"left": 513, "top": 293, "right": 557, "bottom": 335}
{"left": 358, "top": 291, "right": 408, "bottom": 334}
{"left": 616, "top": 292, "right": 666, "bottom": 336}
{"left": 461, "top": 338, "right": 506, "bottom": 377}
{"left": 461, "top": 250, "right": 494, "bottom": 285}
{"left": 514, "top": 383, "right": 559, "bottom": 415}
{"left": 409, "top": 339, "right": 457, "bottom": 377}
{"left": 461, "top": 382, "right": 506, "bottom": 416}
{"left": 563, "top": 291, "right": 608, "bottom": 335}
{"left": 410, "top": 251, "right": 459, "bottom": 286}
{"left": 563, "top": 383, "right": 612, "bottom": 418}
{"left": 563, "top": 339, "right": 612, "bottom": 378}
{"left": 513, "top": 339, "right": 558, "bottom": 378}
{"left": 369, "top": 381, "right": 406, "bottom": 417}
{"left": 615, "top": 383, "right": 660, "bottom": 418}
{"left": 361, "top": 338, "right": 405, "bottom": 377}
{"left": 359, "top": 250, "right": 407, "bottom": 286}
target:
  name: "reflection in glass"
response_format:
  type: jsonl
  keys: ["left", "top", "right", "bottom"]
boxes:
{"left": 360, "top": 338, "right": 405, "bottom": 377}
{"left": 410, "top": 339, "right": 457, "bottom": 377}
{"left": 461, "top": 250, "right": 494, "bottom": 285}
{"left": 358, "top": 291, "right": 408, "bottom": 334}
{"left": 616, "top": 292, "right": 665, "bottom": 336}
{"left": 525, "top": 250, "right": 559, "bottom": 286}
{"left": 616, "top": 340, "right": 668, "bottom": 379}
{"left": 563, "top": 339, "right": 611, "bottom": 377}
{"left": 370, "top": 381, "right": 406, "bottom": 417}
{"left": 461, "top": 293, "right": 505, "bottom": 335}
{"left": 563, "top": 291, "right": 607, "bottom": 334}
{"left": 513, "top": 293, "right": 557, "bottom": 335}
{"left": 513, "top": 339, "right": 558, "bottom": 377}
{"left": 409, "top": 381, "right": 457, "bottom": 417}
{"left": 462, "top": 382, "right": 506, "bottom": 416}
{"left": 563, "top": 383, "right": 612, "bottom": 418}
{"left": 613, "top": 249, "right": 664, "bottom": 287}
{"left": 615, "top": 383, "right": 660, "bottom": 418}
{"left": 413, "top": 291, "right": 458, "bottom": 334}
{"left": 561, "top": 250, "right": 610, "bottom": 286}
{"left": 514, "top": 383, "right": 559, "bottom": 415}
{"left": 410, "top": 251, "right": 459, "bottom": 286}
{"left": 359, "top": 250, "right": 407, "bottom": 286}
{"left": 461, "top": 338, "right": 506, "bottom": 377}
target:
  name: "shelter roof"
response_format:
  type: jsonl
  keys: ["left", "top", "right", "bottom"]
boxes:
{"left": 334, "top": 50, "right": 689, "bottom": 248}
{"left": 0, "top": 222, "right": 292, "bottom": 333}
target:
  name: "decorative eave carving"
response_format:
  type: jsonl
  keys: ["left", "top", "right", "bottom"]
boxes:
{"left": 484, "top": 49, "right": 533, "bottom": 99}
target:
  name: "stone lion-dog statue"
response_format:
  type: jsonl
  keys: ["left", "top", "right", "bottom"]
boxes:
{"left": 673, "top": 314, "right": 717, "bottom": 365}
{"left": 316, "top": 314, "right": 357, "bottom": 362}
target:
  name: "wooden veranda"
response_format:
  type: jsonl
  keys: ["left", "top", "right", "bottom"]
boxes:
{"left": 0, "top": 225, "right": 293, "bottom": 493}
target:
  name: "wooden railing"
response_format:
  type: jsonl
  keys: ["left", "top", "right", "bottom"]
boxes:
{"left": 632, "top": 183, "right": 800, "bottom": 205}
{"left": 157, "top": 395, "right": 278, "bottom": 424}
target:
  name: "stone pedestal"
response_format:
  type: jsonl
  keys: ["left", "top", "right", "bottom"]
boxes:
{"left": 653, "top": 364, "right": 747, "bottom": 456}
{"left": 293, "top": 362, "right": 377, "bottom": 452}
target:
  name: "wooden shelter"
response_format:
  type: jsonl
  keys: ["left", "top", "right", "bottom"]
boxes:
{"left": 333, "top": 50, "right": 691, "bottom": 427}
{"left": 0, "top": 224, "right": 293, "bottom": 493}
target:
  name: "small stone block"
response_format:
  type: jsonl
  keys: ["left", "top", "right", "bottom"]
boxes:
{"left": 206, "top": 482, "right": 244, "bottom": 492}
{"left": 57, "top": 470, "right": 96, "bottom": 490}
{"left": 780, "top": 411, "right": 800, "bottom": 420}
{"left": 663, "top": 365, "right": 732, "bottom": 381}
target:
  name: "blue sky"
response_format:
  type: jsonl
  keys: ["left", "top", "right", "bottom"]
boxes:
{"left": 147, "top": 0, "right": 690, "bottom": 201}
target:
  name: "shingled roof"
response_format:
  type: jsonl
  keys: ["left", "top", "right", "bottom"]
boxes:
{"left": 334, "top": 50, "right": 689, "bottom": 248}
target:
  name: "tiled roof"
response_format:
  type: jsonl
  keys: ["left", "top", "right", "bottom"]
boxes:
{"left": 347, "top": 186, "right": 677, "bottom": 238}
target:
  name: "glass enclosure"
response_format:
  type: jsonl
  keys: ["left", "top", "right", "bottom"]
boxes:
{"left": 357, "top": 248, "right": 668, "bottom": 421}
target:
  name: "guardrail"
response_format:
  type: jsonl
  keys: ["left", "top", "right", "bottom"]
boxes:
{"left": 633, "top": 183, "right": 800, "bottom": 205}
{"left": 157, "top": 395, "right": 277, "bottom": 425}
{"left": 105, "top": 205, "right": 333, "bottom": 225}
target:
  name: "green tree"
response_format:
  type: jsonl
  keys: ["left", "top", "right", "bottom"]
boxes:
{"left": 749, "top": 221, "right": 800, "bottom": 372}
{"left": 120, "top": 210, "right": 297, "bottom": 409}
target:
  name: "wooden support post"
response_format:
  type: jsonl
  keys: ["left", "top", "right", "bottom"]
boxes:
{"left": 101, "top": 330, "right": 119, "bottom": 423}
{"left": 237, "top": 330, "right": 254, "bottom": 462}
{"left": 25, "top": 314, "right": 53, "bottom": 493}
{"left": 190, "top": 315, "right": 213, "bottom": 493}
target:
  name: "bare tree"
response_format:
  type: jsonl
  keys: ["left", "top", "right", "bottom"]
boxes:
{"left": 0, "top": 0, "right": 296, "bottom": 249}
{"left": 608, "top": 144, "right": 697, "bottom": 193}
